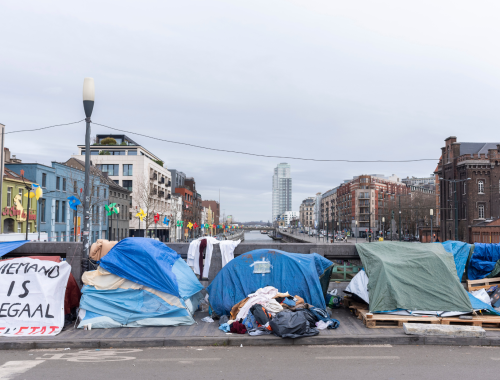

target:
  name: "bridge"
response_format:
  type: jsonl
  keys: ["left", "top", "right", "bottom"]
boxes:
{"left": 238, "top": 226, "right": 275, "bottom": 231}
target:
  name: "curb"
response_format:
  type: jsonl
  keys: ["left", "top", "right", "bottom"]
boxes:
{"left": 2, "top": 334, "right": 500, "bottom": 350}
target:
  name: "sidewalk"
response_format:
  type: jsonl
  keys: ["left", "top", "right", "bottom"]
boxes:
{"left": 3, "top": 308, "right": 500, "bottom": 350}
{"left": 282, "top": 231, "right": 357, "bottom": 245}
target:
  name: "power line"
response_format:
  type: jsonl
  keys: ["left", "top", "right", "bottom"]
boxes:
{"left": 5, "top": 119, "right": 85, "bottom": 134}
{"left": 91, "top": 121, "right": 438, "bottom": 163}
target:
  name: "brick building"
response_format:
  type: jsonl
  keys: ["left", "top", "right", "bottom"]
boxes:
{"left": 336, "top": 174, "right": 409, "bottom": 237}
{"left": 201, "top": 200, "right": 220, "bottom": 225}
{"left": 320, "top": 188, "right": 337, "bottom": 232}
{"left": 436, "top": 136, "right": 500, "bottom": 243}
{"left": 299, "top": 197, "right": 315, "bottom": 230}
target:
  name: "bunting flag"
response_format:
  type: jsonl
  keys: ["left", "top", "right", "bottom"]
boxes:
{"left": 154, "top": 213, "right": 160, "bottom": 223}
{"left": 136, "top": 209, "right": 147, "bottom": 221}
{"left": 105, "top": 203, "right": 119, "bottom": 216}
{"left": 163, "top": 217, "right": 170, "bottom": 226}
{"left": 176, "top": 220, "right": 184, "bottom": 227}
{"left": 67, "top": 195, "right": 81, "bottom": 211}
{"left": 24, "top": 184, "right": 43, "bottom": 200}
{"left": 211, "top": 224, "right": 216, "bottom": 229}
{"left": 193, "top": 222, "right": 199, "bottom": 229}
{"left": 187, "top": 222, "right": 193, "bottom": 229}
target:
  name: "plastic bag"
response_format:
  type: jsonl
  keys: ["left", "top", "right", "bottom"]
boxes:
{"left": 201, "top": 316, "right": 215, "bottom": 323}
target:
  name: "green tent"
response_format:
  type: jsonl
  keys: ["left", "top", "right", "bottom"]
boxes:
{"left": 356, "top": 242, "right": 473, "bottom": 313}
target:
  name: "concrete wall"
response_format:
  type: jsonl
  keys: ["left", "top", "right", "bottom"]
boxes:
{"left": 166, "top": 241, "right": 359, "bottom": 261}
{"left": 7, "top": 242, "right": 83, "bottom": 287}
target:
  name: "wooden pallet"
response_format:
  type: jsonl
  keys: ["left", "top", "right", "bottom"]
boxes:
{"left": 466, "top": 277, "right": 500, "bottom": 292}
{"left": 359, "top": 310, "right": 442, "bottom": 328}
{"left": 441, "top": 315, "right": 500, "bottom": 330}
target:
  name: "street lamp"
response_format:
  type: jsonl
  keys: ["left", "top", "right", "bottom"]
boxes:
{"left": 355, "top": 220, "right": 358, "bottom": 244}
{"left": 82, "top": 77, "right": 95, "bottom": 267}
{"left": 439, "top": 177, "right": 470, "bottom": 241}
{"left": 430, "top": 208, "right": 434, "bottom": 243}
{"left": 382, "top": 217, "right": 385, "bottom": 240}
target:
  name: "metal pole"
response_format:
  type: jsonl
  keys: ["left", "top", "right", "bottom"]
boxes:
{"left": 26, "top": 190, "right": 31, "bottom": 240}
{"left": 431, "top": 215, "right": 433, "bottom": 243}
{"left": 399, "top": 196, "right": 402, "bottom": 242}
{"left": 38, "top": 199, "right": 41, "bottom": 241}
{"left": 368, "top": 211, "right": 371, "bottom": 243}
{"left": 0, "top": 124, "right": 4, "bottom": 234}
{"left": 82, "top": 117, "right": 91, "bottom": 266}
{"left": 454, "top": 181, "right": 458, "bottom": 241}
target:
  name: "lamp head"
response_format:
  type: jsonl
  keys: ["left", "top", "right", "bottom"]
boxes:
{"left": 430, "top": 208, "right": 434, "bottom": 216}
{"left": 83, "top": 77, "right": 95, "bottom": 118}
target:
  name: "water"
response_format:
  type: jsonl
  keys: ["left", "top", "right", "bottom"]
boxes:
{"left": 244, "top": 230, "right": 278, "bottom": 242}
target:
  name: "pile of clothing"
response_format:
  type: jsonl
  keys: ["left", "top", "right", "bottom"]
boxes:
{"left": 218, "top": 286, "right": 339, "bottom": 338}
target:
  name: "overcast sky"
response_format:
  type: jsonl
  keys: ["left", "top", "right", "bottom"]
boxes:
{"left": 2, "top": 1, "right": 500, "bottom": 222}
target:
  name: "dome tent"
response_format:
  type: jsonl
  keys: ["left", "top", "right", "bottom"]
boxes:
{"left": 207, "top": 248, "right": 334, "bottom": 317}
{"left": 78, "top": 238, "right": 203, "bottom": 328}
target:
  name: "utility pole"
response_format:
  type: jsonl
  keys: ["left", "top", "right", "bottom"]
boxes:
{"left": 454, "top": 181, "right": 458, "bottom": 241}
{"left": 399, "top": 195, "right": 402, "bottom": 242}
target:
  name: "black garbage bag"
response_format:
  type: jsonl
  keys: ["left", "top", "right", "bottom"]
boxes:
{"left": 296, "top": 309, "right": 317, "bottom": 328}
{"left": 270, "top": 311, "right": 319, "bottom": 339}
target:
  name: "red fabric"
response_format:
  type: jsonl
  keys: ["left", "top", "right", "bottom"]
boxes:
{"left": 4, "top": 256, "right": 81, "bottom": 315}
{"left": 199, "top": 239, "right": 207, "bottom": 277}
{"left": 230, "top": 321, "right": 247, "bottom": 334}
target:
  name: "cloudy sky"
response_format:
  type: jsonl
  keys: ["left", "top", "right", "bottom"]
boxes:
{"left": 2, "top": 1, "right": 500, "bottom": 222}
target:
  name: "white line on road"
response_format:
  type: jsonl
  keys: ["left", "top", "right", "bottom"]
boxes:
{"left": 0, "top": 360, "right": 45, "bottom": 379}
{"left": 316, "top": 356, "right": 400, "bottom": 360}
{"left": 307, "top": 345, "right": 392, "bottom": 348}
{"left": 136, "top": 358, "right": 221, "bottom": 362}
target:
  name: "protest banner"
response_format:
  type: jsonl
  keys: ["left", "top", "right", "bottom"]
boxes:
{"left": 0, "top": 257, "right": 71, "bottom": 336}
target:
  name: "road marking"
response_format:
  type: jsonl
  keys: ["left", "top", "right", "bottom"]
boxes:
{"left": 136, "top": 358, "right": 221, "bottom": 362}
{"left": 490, "top": 358, "right": 500, "bottom": 360}
{"left": 36, "top": 349, "right": 142, "bottom": 362}
{"left": 0, "top": 360, "right": 45, "bottom": 379}
{"left": 308, "top": 345, "right": 392, "bottom": 348}
{"left": 316, "top": 356, "right": 400, "bottom": 360}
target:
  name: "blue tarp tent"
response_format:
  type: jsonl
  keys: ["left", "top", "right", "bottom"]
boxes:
{"left": 468, "top": 243, "right": 500, "bottom": 280}
{"left": 0, "top": 241, "right": 28, "bottom": 258}
{"left": 78, "top": 238, "right": 203, "bottom": 328}
{"left": 207, "top": 249, "right": 333, "bottom": 317}
{"left": 441, "top": 241, "right": 472, "bottom": 281}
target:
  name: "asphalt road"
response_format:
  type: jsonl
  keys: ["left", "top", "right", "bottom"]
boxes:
{"left": 1, "top": 345, "right": 500, "bottom": 379}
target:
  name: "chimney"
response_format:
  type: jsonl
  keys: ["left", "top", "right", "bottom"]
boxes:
{"left": 103, "top": 172, "right": 109, "bottom": 178}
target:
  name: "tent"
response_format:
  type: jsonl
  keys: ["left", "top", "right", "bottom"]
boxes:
{"left": 207, "top": 248, "right": 333, "bottom": 317}
{"left": 441, "top": 241, "right": 473, "bottom": 281}
{"left": 356, "top": 242, "right": 473, "bottom": 313}
{"left": 78, "top": 238, "right": 203, "bottom": 328}
{"left": 467, "top": 243, "right": 500, "bottom": 280}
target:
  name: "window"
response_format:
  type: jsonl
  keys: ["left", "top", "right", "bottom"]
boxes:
{"left": 128, "top": 150, "right": 137, "bottom": 155}
{"left": 42, "top": 173, "right": 47, "bottom": 188}
{"left": 123, "top": 164, "right": 133, "bottom": 176}
{"left": 449, "top": 184, "right": 453, "bottom": 197}
{"left": 92, "top": 205, "right": 95, "bottom": 223}
{"left": 122, "top": 180, "right": 132, "bottom": 192}
{"left": 109, "top": 151, "right": 126, "bottom": 155}
{"left": 17, "top": 222, "right": 22, "bottom": 233}
{"left": 113, "top": 180, "right": 119, "bottom": 185}
{"left": 61, "top": 232, "right": 65, "bottom": 242}
{"left": 40, "top": 199, "right": 46, "bottom": 222}
{"left": 74, "top": 180, "right": 78, "bottom": 193}
{"left": 6, "top": 187, "right": 12, "bottom": 207}
{"left": 479, "top": 204, "right": 485, "bottom": 219}
{"left": 478, "top": 181, "right": 484, "bottom": 194}
{"left": 62, "top": 178, "right": 67, "bottom": 191}
{"left": 99, "top": 164, "right": 119, "bottom": 176}
{"left": 463, "top": 203, "right": 467, "bottom": 220}
{"left": 62, "top": 201, "right": 66, "bottom": 222}
{"left": 56, "top": 177, "right": 60, "bottom": 190}
{"left": 463, "top": 182, "right": 466, "bottom": 195}
{"left": 18, "top": 189, "right": 23, "bottom": 207}
{"left": 55, "top": 201, "right": 60, "bottom": 222}
{"left": 103, "top": 189, "right": 107, "bottom": 199}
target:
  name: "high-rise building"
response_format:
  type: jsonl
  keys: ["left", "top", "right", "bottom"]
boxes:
{"left": 272, "top": 163, "right": 292, "bottom": 221}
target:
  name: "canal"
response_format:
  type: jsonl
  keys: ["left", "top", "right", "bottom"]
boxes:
{"left": 244, "top": 230, "right": 281, "bottom": 243}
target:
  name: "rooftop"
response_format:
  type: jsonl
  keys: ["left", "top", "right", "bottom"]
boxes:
{"left": 459, "top": 142, "right": 500, "bottom": 156}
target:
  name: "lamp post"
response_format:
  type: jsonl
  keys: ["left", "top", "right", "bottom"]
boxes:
{"left": 82, "top": 78, "right": 95, "bottom": 267}
{"left": 355, "top": 220, "right": 358, "bottom": 244}
{"left": 439, "top": 177, "right": 470, "bottom": 241}
{"left": 382, "top": 216, "right": 385, "bottom": 240}
{"left": 430, "top": 208, "right": 434, "bottom": 243}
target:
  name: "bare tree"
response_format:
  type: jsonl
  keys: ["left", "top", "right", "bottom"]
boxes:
{"left": 132, "top": 172, "right": 170, "bottom": 233}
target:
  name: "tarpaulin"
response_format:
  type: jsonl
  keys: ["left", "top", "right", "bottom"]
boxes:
{"left": 99, "top": 238, "right": 182, "bottom": 297}
{"left": 441, "top": 241, "right": 473, "bottom": 281}
{"left": 357, "top": 242, "right": 473, "bottom": 313}
{"left": 207, "top": 249, "right": 333, "bottom": 317}
{"left": 468, "top": 243, "right": 500, "bottom": 280}
{"left": 0, "top": 241, "right": 28, "bottom": 258}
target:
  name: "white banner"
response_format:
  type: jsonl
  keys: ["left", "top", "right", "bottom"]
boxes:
{"left": 0, "top": 258, "right": 71, "bottom": 337}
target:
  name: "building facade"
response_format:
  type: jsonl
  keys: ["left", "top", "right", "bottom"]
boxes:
{"left": 74, "top": 134, "right": 172, "bottom": 240}
{"left": 170, "top": 169, "right": 186, "bottom": 193}
{"left": 281, "top": 211, "right": 299, "bottom": 226}
{"left": 299, "top": 197, "right": 315, "bottom": 230}
{"left": 201, "top": 200, "right": 220, "bottom": 225}
{"left": 6, "top": 161, "right": 109, "bottom": 243}
{"left": 436, "top": 136, "right": 500, "bottom": 243}
{"left": 320, "top": 188, "right": 337, "bottom": 231}
{"left": 1, "top": 168, "right": 37, "bottom": 235}
{"left": 272, "top": 163, "right": 292, "bottom": 221}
